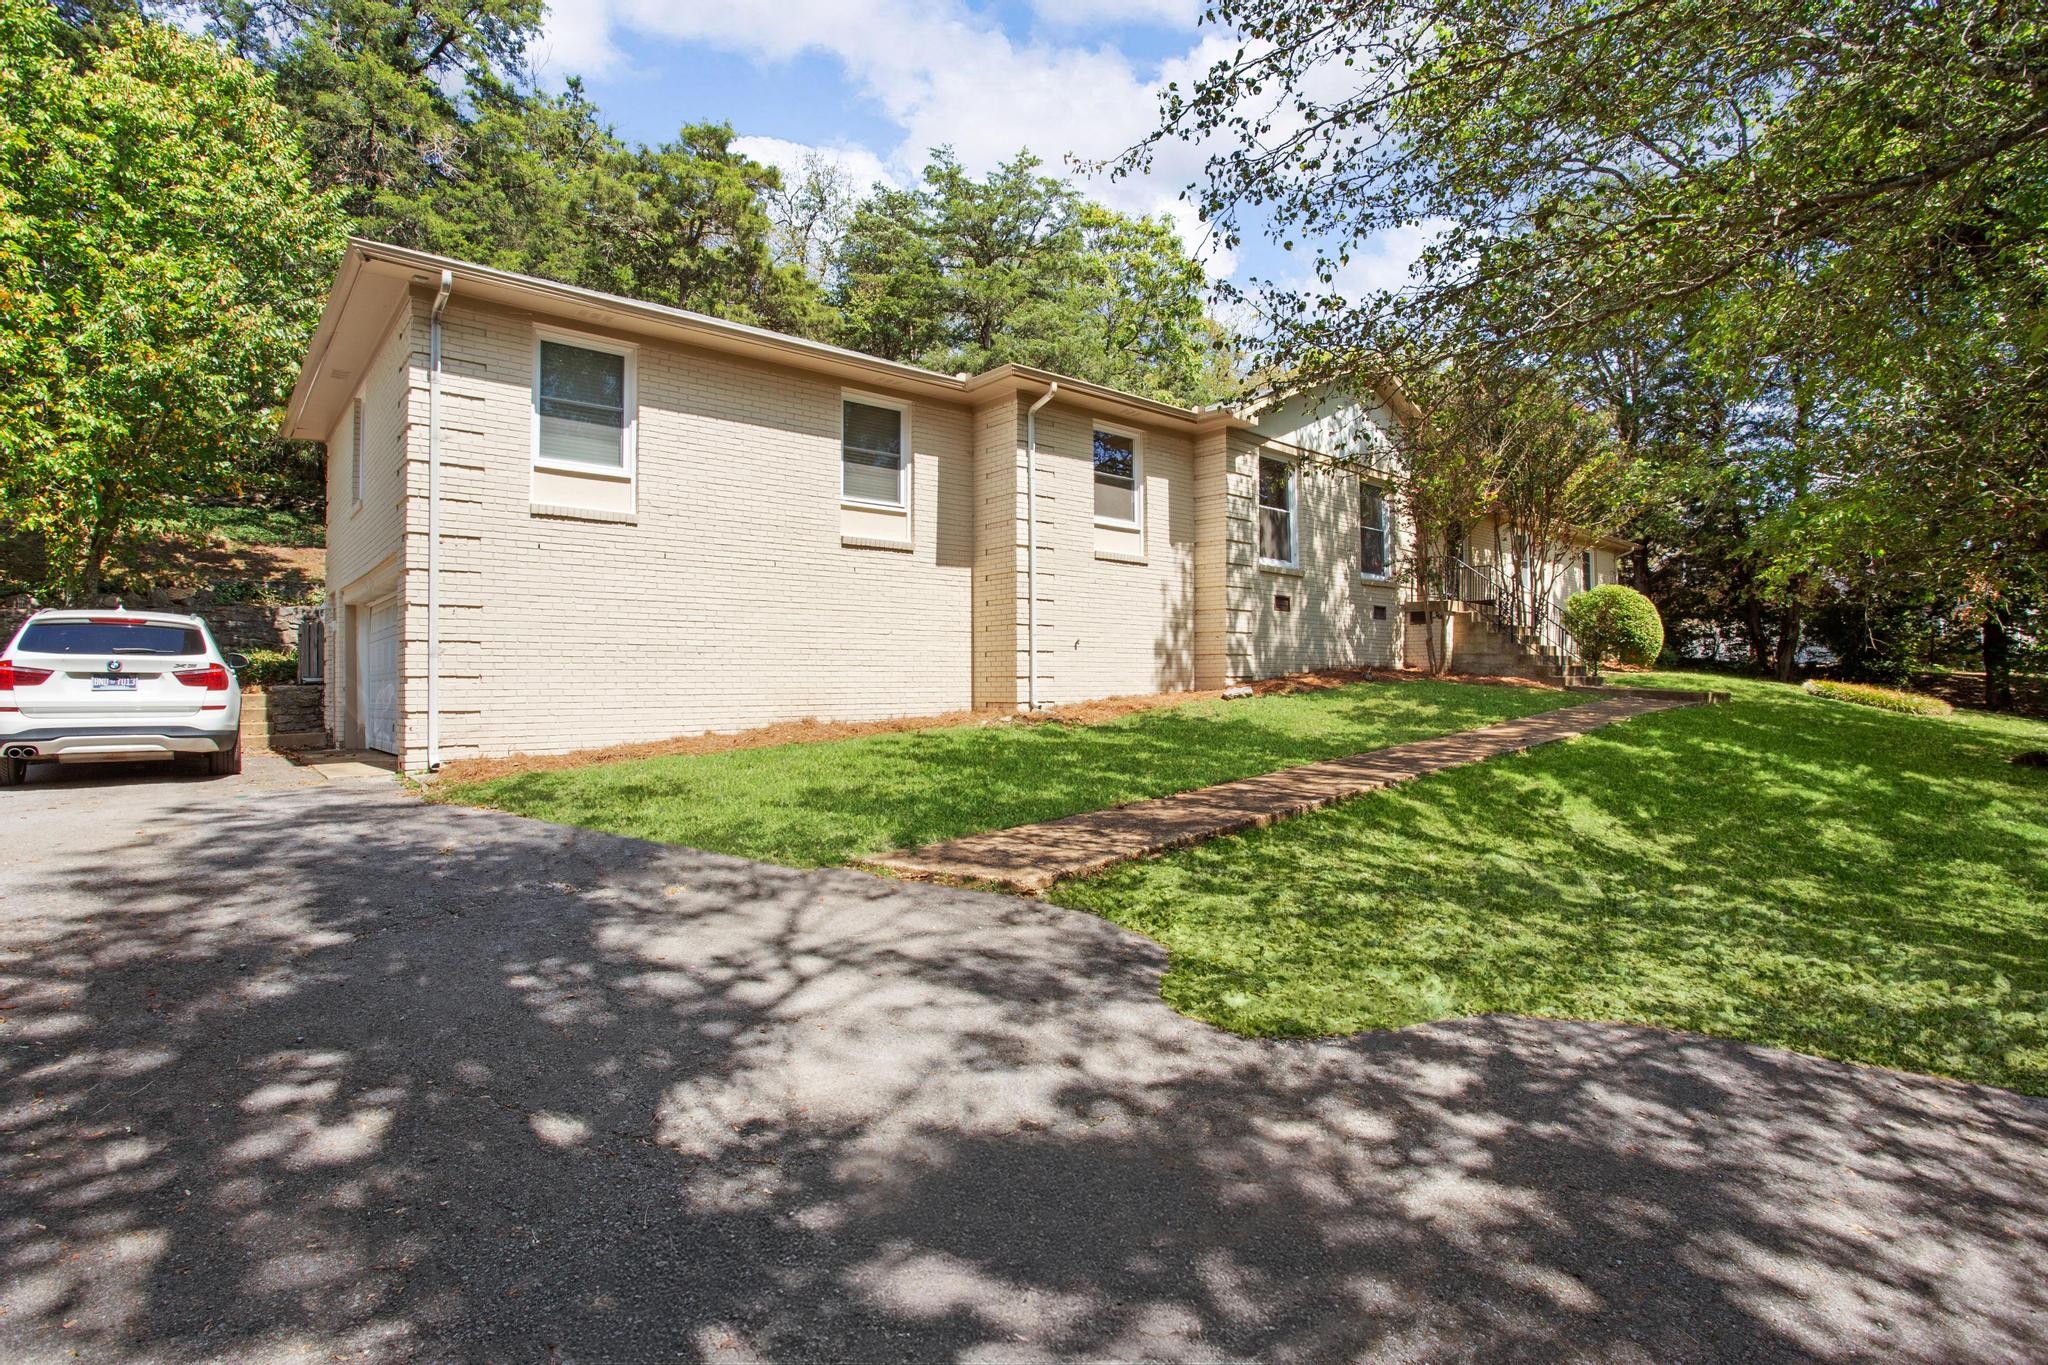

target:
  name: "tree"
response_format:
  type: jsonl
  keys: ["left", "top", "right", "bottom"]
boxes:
{"left": 832, "top": 149, "right": 1226, "bottom": 403}
{"left": 0, "top": 0, "right": 347, "bottom": 593}
{"left": 1125, "top": 0, "right": 2047, "bottom": 694}
{"left": 189, "top": 0, "right": 543, "bottom": 237}
{"left": 765, "top": 149, "right": 857, "bottom": 284}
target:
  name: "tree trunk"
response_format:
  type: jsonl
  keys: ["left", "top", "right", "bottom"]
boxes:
{"left": 1743, "top": 598, "right": 1770, "bottom": 669}
{"left": 1773, "top": 607, "right": 1803, "bottom": 682}
{"left": 80, "top": 492, "right": 121, "bottom": 598}
{"left": 1984, "top": 610, "right": 2014, "bottom": 711}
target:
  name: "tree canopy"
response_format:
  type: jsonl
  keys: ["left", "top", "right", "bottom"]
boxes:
{"left": 0, "top": 0, "right": 346, "bottom": 593}
{"left": 835, "top": 150, "right": 1227, "bottom": 403}
{"left": 1126, "top": 0, "right": 2045, "bottom": 694}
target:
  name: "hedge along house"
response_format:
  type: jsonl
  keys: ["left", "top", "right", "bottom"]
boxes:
{"left": 283, "top": 240, "right": 1621, "bottom": 771}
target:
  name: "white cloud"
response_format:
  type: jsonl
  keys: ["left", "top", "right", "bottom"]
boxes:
{"left": 534, "top": 1, "right": 1235, "bottom": 264}
{"left": 1026, "top": 0, "right": 1199, "bottom": 28}
{"left": 730, "top": 136, "right": 902, "bottom": 196}
{"left": 1314, "top": 219, "right": 1450, "bottom": 299}
{"left": 534, "top": 0, "right": 627, "bottom": 80}
{"left": 531, "top": 1, "right": 1430, "bottom": 305}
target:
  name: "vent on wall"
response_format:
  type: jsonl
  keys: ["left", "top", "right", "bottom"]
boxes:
{"left": 1372, "top": 604, "right": 1388, "bottom": 621}
{"left": 1410, "top": 610, "right": 1428, "bottom": 625}
{"left": 1274, "top": 594, "right": 1292, "bottom": 613}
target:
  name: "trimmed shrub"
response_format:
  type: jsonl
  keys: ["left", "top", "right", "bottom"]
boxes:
{"left": 1803, "top": 679, "right": 1953, "bottom": 716}
{"left": 1561, "top": 584, "right": 1664, "bottom": 675}
{"left": 237, "top": 648, "right": 298, "bottom": 686}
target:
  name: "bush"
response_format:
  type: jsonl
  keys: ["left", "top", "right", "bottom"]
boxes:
{"left": 236, "top": 649, "right": 298, "bottom": 686}
{"left": 1562, "top": 584, "right": 1664, "bottom": 674}
{"left": 1803, "top": 679, "right": 1953, "bottom": 716}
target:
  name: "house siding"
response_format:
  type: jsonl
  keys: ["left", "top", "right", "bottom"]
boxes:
{"left": 321, "top": 298, "right": 415, "bottom": 748}
{"left": 1226, "top": 433, "right": 1404, "bottom": 680}
{"left": 411, "top": 295, "right": 979, "bottom": 762}
{"left": 1023, "top": 402, "right": 1199, "bottom": 704}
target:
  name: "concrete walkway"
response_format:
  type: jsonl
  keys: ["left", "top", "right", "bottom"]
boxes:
{"left": 866, "top": 692, "right": 1691, "bottom": 892}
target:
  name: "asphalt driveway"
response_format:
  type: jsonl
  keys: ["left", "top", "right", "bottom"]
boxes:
{"left": 2, "top": 769, "right": 2044, "bottom": 1362}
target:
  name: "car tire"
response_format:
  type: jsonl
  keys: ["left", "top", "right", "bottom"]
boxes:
{"left": 207, "top": 742, "right": 242, "bottom": 777}
{"left": 1, "top": 755, "right": 25, "bottom": 786}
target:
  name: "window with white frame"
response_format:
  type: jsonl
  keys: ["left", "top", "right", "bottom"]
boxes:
{"left": 1360, "top": 480, "right": 1390, "bottom": 577}
{"left": 1258, "top": 456, "right": 1296, "bottom": 565}
{"left": 348, "top": 396, "right": 365, "bottom": 504}
{"left": 841, "top": 398, "right": 906, "bottom": 506}
{"left": 535, "top": 337, "right": 632, "bottom": 470}
{"left": 1092, "top": 428, "right": 1141, "bottom": 526}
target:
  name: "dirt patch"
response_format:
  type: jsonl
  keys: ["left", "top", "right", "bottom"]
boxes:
{"left": 433, "top": 668, "right": 1565, "bottom": 788}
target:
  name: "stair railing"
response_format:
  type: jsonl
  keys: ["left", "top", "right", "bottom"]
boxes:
{"left": 1420, "top": 554, "right": 1578, "bottom": 668}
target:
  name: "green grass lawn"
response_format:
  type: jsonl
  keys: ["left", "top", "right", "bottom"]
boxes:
{"left": 1051, "top": 673, "right": 2048, "bottom": 1094}
{"left": 444, "top": 680, "right": 1576, "bottom": 866}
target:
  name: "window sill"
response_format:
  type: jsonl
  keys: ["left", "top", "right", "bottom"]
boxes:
{"left": 1359, "top": 573, "right": 1395, "bottom": 585}
{"left": 842, "top": 534, "right": 913, "bottom": 553}
{"left": 1259, "top": 561, "right": 1304, "bottom": 578}
{"left": 841, "top": 498, "right": 908, "bottom": 514}
{"left": 534, "top": 457, "right": 633, "bottom": 482}
{"left": 1094, "top": 548, "right": 1148, "bottom": 566}
{"left": 532, "top": 504, "right": 637, "bottom": 525}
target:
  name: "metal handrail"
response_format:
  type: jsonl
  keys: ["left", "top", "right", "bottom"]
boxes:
{"left": 1417, "top": 553, "right": 1576, "bottom": 664}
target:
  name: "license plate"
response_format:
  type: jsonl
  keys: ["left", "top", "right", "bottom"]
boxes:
{"left": 91, "top": 676, "right": 137, "bottom": 691}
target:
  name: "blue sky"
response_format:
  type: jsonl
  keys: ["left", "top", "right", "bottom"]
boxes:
{"left": 529, "top": 0, "right": 1429, "bottom": 302}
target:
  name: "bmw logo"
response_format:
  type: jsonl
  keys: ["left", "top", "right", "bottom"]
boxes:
{"left": 106, "top": 659, "right": 122, "bottom": 673}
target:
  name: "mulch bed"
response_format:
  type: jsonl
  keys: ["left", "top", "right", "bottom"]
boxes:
{"left": 432, "top": 667, "right": 1562, "bottom": 787}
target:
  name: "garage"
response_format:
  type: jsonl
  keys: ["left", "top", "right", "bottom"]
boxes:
{"left": 356, "top": 599, "right": 400, "bottom": 754}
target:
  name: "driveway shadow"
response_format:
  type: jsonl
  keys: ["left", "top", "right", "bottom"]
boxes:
{"left": 1, "top": 784, "right": 2043, "bottom": 1361}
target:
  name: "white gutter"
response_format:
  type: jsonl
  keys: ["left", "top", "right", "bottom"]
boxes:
{"left": 1024, "top": 382, "right": 1058, "bottom": 711}
{"left": 426, "top": 269, "right": 452, "bottom": 771}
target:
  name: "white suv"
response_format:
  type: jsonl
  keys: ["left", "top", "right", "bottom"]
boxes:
{"left": 1, "top": 608, "right": 246, "bottom": 784}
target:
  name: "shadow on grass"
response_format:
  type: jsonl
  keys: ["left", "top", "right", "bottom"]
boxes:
{"left": 1053, "top": 677, "right": 2048, "bottom": 1093}
{"left": 3, "top": 780, "right": 2045, "bottom": 1360}
{"left": 451, "top": 681, "right": 1577, "bottom": 866}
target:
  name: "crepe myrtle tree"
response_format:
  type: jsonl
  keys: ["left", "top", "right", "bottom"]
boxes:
{"left": 1111, "top": 0, "right": 2048, "bottom": 687}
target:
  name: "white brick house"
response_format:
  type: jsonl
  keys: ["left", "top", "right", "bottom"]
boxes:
{"left": 282, "top": 240, "right": 1625, "bottom": 770}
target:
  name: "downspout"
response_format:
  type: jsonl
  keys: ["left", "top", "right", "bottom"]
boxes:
{"left": 426, "top": 269, "right": 452, "bottom": 771}
{"left": 1024, "top": 382, "right": 1058, "bottom": 711}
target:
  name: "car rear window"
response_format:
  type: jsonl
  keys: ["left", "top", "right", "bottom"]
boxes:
{"left": 15, "top": 621, "right": 207, "bottom": 656}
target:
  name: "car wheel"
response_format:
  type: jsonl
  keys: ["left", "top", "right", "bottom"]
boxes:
{"left": 207, "top": 743, "right": 242, "bottom": 777}
{"left": 1, "top": 755, "right": 25, "bottom": 786}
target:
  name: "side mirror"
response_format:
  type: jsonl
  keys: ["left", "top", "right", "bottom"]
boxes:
{"left": 225, "top": 652, "right": 251, "bottom": 671}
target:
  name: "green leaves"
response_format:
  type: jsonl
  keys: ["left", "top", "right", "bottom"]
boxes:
{"left": 831, "top": 149, "right": 1229, "bottom": 403}
{"left": 0, "top": 0, "right": 346, "bottom": 593}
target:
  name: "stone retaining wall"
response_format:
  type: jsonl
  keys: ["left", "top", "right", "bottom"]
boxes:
{"left": 1, "top": 593, "right": 316, "bottom": 657}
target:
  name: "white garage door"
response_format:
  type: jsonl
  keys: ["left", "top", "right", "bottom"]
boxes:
{"left": 358, "top": 600, "right": 400, "bottom": 754}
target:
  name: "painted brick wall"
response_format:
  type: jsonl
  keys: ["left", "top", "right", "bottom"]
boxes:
{"left": 322, "top": 299, "right": 417, "bottom": 745}
{"left": 1025, "top": 402, "right": 1199, "bottom": 703}
{"left": 1226, "top": 433, "right": 1403, "bottom": 678}
{"left": 408, "top": 296, "right": 980, "bottom": 762}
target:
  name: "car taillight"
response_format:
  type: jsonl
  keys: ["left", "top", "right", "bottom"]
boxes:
{"left": 89, "top": 617, "right": 149, "bottom": 625}
{"left": 0, "top": 661, "right": 52, "bottom": 690}
{"left": 174, "top": 663, "right": 230, "bottom": 691}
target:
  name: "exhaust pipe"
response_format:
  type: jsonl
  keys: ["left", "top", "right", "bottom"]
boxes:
{"left": 3, "top": 745, "right": 36, "bottom": 759}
